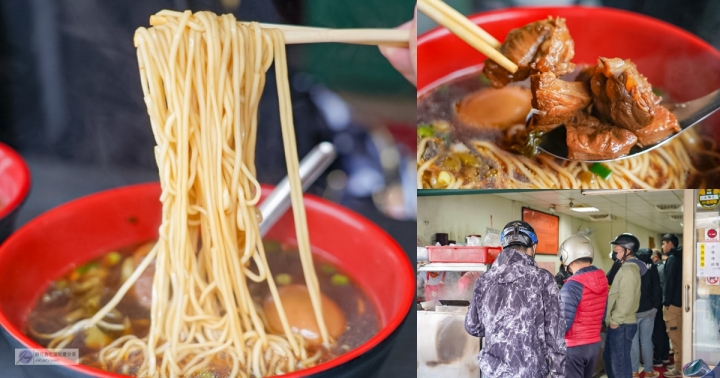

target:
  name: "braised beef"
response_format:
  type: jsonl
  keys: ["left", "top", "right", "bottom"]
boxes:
{"left": 566, "top": 112, "right": 638, "bottom": 160}
{"left": 633, "top": 105, "right": 680, "bottom": 147}
{"left": 115, "top": 244, "right": 155, "bottom": 315}
{"left": 589, "top": 58, "right": 660, "bottom": 131}
{"left": 529, "top": 71, "right": 591, "bottom": 131}
{"left": 483, "top": 17, "right": 575, "bottom": 88}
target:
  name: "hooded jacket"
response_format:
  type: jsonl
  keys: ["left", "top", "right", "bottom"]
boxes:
{"left": 605, "top": 257, "right": 643, "bottom": 326}
{"left": 636, "top": 249, "right": 662, "bottom": 312}
{"left": 664, "top": 246, "right": 683, "bottom": 307}
{"left": 560, "top": 266, "right": 608, "bottom": 347}
{"left": 465, "top": 247, "right": 566, "bottom": 378}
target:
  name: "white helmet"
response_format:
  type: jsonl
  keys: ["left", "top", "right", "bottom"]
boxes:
{"left": 559, "top": 234, "right": 594, "bottom": 266}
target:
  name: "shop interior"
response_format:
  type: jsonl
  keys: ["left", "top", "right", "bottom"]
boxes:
{"left": 417, "top": 189, "right": 720, "bottom": 378}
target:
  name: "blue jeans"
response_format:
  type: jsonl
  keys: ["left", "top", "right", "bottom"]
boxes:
{"left": 632, "top": 308, "right": 657, "bottom": 373}
{"left": 604, "top": 323, "right": 637, "bottom": 378}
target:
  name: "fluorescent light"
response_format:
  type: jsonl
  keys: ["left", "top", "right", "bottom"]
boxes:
{"left": 581, "top": 189, "right": 650, "bottom": 196}
{"left": 570, "top": 207, "right": 600, "bottom": 213}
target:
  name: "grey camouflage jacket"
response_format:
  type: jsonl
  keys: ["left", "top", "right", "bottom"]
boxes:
{"left": 465, "top": 247, "right": 567, "bottom": 378}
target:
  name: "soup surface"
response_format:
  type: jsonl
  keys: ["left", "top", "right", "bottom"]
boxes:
{"left": 26, "top": 240, "right": 378, "bottom": 376}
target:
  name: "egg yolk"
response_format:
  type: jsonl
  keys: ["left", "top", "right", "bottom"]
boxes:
{"left": 456, "top": 86, "right": 532, "bottom": 129}
{"left": 263, "top": 284, "right": 346, "bottom": 346}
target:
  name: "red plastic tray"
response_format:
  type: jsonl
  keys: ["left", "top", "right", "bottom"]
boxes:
{"left": 427, "top": 246, "right": 501, "bottom": 264}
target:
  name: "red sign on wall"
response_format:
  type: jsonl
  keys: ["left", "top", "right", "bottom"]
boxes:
{"left": 522, "top": 207, "right": 560, "bottom": 255}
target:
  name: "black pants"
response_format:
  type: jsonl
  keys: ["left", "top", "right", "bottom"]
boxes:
{"left": 652, "top": 305, "right": 670, "bottom": 361}
{"left": 567, "top": 342, "right": 600, "bottom": 378}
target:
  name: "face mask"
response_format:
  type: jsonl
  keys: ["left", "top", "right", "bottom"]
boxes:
{"left": 609, "top": 251, "right": 618, "bottom": 262}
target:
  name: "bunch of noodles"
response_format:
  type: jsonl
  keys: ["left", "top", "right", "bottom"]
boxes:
{"left": 31, "top": 10, "right": 329, "bottom": 378}
{"left": 418, "top": 127, "right": 720, "bottom": 189}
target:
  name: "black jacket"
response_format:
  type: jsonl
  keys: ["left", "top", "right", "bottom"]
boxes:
{"left": 663, "top": 246, "right": 683, "bottom": 307}
{"left": 636, "top": 250, "right": 663, "bottom": 312}
{"left": 606, "top": 260, "right": 622, "bottom": 285}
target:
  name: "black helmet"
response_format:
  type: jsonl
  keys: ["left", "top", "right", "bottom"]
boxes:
{"left": 500, "top": 221, "right": 538, "bottom": 248}
{"left": 610, "top": 233, "right": 640, "bottom": 255}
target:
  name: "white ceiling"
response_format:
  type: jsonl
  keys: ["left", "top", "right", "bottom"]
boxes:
{"left": 492, "top": 190, "right": 684, "bottom": 234}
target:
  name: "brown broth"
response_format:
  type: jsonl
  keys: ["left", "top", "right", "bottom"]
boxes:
{"left": 25, "top": 240, "right": 378, "bottom": 376}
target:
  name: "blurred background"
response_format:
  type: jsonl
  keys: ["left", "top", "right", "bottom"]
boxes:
{"left": 417, "top": 0, "right": 720, "bottom": 49}
{"left": 0, "top": 0, "right": 416, "bottom": 377}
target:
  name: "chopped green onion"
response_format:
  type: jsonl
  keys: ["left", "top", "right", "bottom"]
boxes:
{"left": 263, "top": 240, "right": 281, "bottom": 252}
{"left": 652, "top": 88, "right": 665, "bottom": 98}
{"left": 321, "top": 265, "right": 336, "bottom": 275}
{"left": 512, "top": 130, "right": 543, "bottom": 158}
{"left": 275, "top": 273, "right": 292, "bottom": 285}
{"left": 84, "top": 326, "right": 111, "bottom": 349}
{"left": 106, "top": 252, "right": 122, "bottom": 266}
{"left": 479, "top": 74, "right": 491, "bottom": 85}
{"left": 331, "top": 274, "right": 349, "bottom": 286}
{"left": 440, "top": 132, "right": 453, "bottom": 146}
{"left": 417, "top": 124, "right": 435, "bottom": 138}
{"left": 589, "top": 163, "right": 613, "bottom": 180}
{"left": 76, "top": 261, "right": 98, "bottom": 275}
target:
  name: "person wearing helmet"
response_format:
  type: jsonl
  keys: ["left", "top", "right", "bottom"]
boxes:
{"left": 604, "top": 233, "right": 644, "bottom": 378}
{"left": 558, "top": 235, "right": 609, "bottom": 378}
{"left": 465, "top": 221, "right": 566, "bottom": 378}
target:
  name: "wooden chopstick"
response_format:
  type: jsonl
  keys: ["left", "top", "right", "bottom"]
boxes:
{"left": 257, "top": 24, "right": 410, "bottom": 47}
{"left": 149, "top": 16, "right": 409, "bottom": 47}
{"left": 418, "top": 0, "right": 518, "bottom": 73}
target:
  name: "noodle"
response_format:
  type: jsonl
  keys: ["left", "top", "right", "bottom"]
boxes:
{"left": 36, "top": 10, "right": 330, "bottom": 377}
{"left": 417, "top": 128, "right": 713, "bottom": 189}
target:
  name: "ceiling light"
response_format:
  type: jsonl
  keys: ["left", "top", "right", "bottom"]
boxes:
{"left": 570, "top": 206, "right": 600, "bottom": 213}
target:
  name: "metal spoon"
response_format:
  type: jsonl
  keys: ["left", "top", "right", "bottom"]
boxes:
{"left": 258, "top": 142, "right": 336, "bottom": 236}
{"left": 537, "top": 88, "right": 720, "bottom": 162}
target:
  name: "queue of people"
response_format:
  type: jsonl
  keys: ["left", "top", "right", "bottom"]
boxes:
{"left": 464, "top": 220, "right": 684, "bottom": 378}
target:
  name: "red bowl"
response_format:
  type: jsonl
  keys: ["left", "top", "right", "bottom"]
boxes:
{"left": 0, "top": 142, "right": 31, "bottom": 243}
{"left": 0, "top": 183, "right": 414, "bottom": 377}
{"left": 418, "top": 6, "right": 720, "bottom": 142}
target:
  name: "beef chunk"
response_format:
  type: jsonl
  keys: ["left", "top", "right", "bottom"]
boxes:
{"left": 589, "top": 57, "right": 660, "bottom": 131}
{"left": 529, "top": 71, "right": 591, "bottom": 131}
{"left": 633, "top": 105, "right": 680, "bottom": 147}
{"left": 483, "top": 17, "right": 575, "bottom": 88}
{"left": 115, "top": 243, "right": 155, "bottom": 316}
{"left": 566, "top": 112, "right": 638, "bottom": 160}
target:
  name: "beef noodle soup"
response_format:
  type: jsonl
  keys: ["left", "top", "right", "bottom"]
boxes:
{"left": 26, "top": 241, "right": 378, "bottom": 376}
{"left": 417, "top": 68, "right": 720, "bottom": 189}
{"left": 417, "top": 17, "right": 720, "bottom": 189}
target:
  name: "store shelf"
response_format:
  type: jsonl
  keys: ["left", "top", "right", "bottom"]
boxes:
{"left": 417, "top": 262, "right": 489, "bottom": 272}
{"left": 417, "top": 189, "right": 545, "bottom": 197}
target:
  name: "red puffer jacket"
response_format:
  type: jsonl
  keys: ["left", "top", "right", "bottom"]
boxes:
{"left": 560, "top": 266, "right": 609, "bottom": 347}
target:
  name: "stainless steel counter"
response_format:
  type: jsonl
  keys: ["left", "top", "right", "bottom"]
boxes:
{"left": 417, "top": 309, "right": 481, "bottom": 378}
